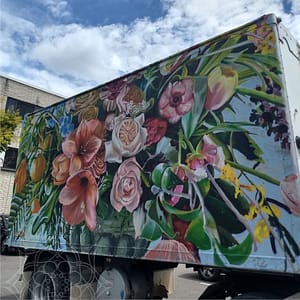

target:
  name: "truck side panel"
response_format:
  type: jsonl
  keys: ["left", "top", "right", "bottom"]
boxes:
{"left": 7, "top": 14, "right": 300, "bottom": 274}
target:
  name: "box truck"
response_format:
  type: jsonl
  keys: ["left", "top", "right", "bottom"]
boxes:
{"left": 6, "top": 13, "right": 300, "bottom": 299}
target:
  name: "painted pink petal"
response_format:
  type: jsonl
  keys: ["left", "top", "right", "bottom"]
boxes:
{"left": 62, "top": 140, "right": 78, "bottom": 158}
{"left": 62, "top": 201, "right": 85, "bottom": 225}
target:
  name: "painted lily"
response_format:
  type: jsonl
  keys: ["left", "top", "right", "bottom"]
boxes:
{"left": 59, "top": 169, "right": 98, "bottom": 231}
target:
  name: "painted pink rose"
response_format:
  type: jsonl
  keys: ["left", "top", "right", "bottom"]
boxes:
{"left": 145, "top": 118, "right": 168, "bottom": 147}
{"left": 280, "top": 174, "right": 300, "bottom": 216}
{"left": 59, "top": 170, "right": 99, "bottom": 231}
{"left": 205, "top": 66, "right": 238, "bottom": 111}
{"left": 105, "top": 114, "right": 147, "bottom": 163}
{"left": 159, "top": 78, "right": 194, "bottom": 124}
{"left": 110, "top": 157, "right": 143, "bottom": 213}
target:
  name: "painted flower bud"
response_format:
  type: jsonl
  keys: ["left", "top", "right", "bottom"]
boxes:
{"left": 30, "top": 154, "right": 46, "bottom": 182}
{"left": 31, "top": 198, "right": 41, "bottom": 214}
{"left": 205, "top": 66, "right": 238, "bottom": 111}
{"left": 15, "top": 159, "right": 27, "bottom": 193}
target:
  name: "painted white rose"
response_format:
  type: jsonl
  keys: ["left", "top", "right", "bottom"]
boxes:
{"left": 105, "top": 114, "right": 147, "bottom": 163}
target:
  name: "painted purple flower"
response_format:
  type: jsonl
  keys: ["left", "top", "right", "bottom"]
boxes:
{"left": 159, "top": 78, "right": 194, "bottom": 124}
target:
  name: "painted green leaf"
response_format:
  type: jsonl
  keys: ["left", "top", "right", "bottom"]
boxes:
{"left": 197, "top": 178, "right": 211, "bottom": 198}
{"left": 140, "top": 218, "right": 162, "bottom": 241}
{"left": 96, "top": 199, "right": 111, "bottom": 219}
{"left": 160, "top": 196, "right": 201, "bottom": 222}
{"left": 148, "top": 199, "right": 175, "bottom": 239}
{"left": 216, "top": 131, "right": 263, "bottom": 162}
{"left": 151, "top": 163, "right": 169, "bottom": 187}
{"left": 182, "top": 76, "right": 207, "bottom": 138}
{"left": 99, "top": 174, "right": 113, "bottom": 196}
{"left": 204, "top": 194, "right": 247, "bottom": 234}
{"left": 184, "top": 214, "right": 211, "bottom": 250}
{"left": 217, "top": 234, "right": 253, "bottom": 265}
{"left": 237, "top": 87, "right": 284, "bottom": 106}
{"left": 213, "top": 247, "right": 225, "bottom": 266}
{"left": 161, "top": 167, "right": 182, "bottom": 190}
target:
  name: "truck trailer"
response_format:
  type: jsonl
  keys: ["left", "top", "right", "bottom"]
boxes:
{"left": 6, "top": 13, "right": 300, "bottom": 299}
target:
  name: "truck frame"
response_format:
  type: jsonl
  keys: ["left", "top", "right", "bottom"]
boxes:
{"left": 6, "top": 13, "right": 300, "bottom": 299}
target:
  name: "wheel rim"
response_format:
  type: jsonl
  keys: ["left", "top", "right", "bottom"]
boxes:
{"left": 30, "top": 273, "right": 55, "bottom": 300}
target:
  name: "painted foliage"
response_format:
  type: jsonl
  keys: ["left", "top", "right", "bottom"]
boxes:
{"left": 9, "top": 15, "right": 300, "bottom": 272}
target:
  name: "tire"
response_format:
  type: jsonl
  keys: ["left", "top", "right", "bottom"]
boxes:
{"left": 197, "top": 267, "right": 220, "bottom": 282}
{"left": 28, "top": 258, "right": 70, "bottom": 300}
{"left": 1, "top": 238, "right": 7, "bottom": 254}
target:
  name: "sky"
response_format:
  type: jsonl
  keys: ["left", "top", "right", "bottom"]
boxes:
{"left": 1, "top": 0, "right": 300, "bottom": 98}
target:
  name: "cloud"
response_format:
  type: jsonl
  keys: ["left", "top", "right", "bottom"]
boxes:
{"left": 1, "top": 0, "right": 300, "bottom": 97}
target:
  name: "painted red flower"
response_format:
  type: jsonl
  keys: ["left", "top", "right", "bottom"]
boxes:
{"left": 159, "top": 78, "right": 194, "bottom": 124}
{"left": 145, "top": 118, "right": 168, "bottom": 146}
{"left": 59, "top": 170, "right": 98, "bottom": 231}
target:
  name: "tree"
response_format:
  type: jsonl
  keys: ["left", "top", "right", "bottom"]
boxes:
{"left": 0, "top": 109, "right": 22, "bottom": 152}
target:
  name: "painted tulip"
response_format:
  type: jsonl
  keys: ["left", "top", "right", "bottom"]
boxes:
{"left": 205, "top": 66, "right": 238, "bottom": 111}
{"left": 15, "top": 159, "right": 27, "bottom": 193}
{"left": 280, "top": 174, "right": 300, "bottom": 216}
{"left": 30, "top": 154, "right": 46, "bottom": 182}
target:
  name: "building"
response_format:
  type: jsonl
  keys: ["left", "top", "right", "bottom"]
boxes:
{"left": 0, "top": 75, "right": 64, "bottom": 215}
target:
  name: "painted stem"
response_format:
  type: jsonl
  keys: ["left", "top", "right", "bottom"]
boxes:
{"left": 226, "top": 160, "right": 280, "bottom": 186}
{"left": 205, "top": 165, "right": 257, "bottom": 251}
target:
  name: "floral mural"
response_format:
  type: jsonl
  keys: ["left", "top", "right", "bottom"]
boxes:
{"left": 9, "top": 15, "right": 300, "bottom": 272}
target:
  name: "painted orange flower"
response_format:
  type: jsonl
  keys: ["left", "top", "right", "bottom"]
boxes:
{"left": 52, "top": 153, "right": 70, "bottom": 185}
{"left": 62, "top": 119, "right": 105, "bottom": 175}
{"left": 59, "top": 170, "right": 98, "bottom": 231}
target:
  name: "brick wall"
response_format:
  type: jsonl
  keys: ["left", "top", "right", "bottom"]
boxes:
{"left": 0, "top": 75, "right": 64, "bottom": 214}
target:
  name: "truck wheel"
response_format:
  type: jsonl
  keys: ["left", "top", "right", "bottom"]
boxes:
{"left": 197, "top": 267, "right": 220, "bottom": 282}
{"left": 28, "top": 259, "right": 70, "bottom": 300}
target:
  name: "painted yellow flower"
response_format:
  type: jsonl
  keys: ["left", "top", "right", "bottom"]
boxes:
{"left": 244, "top": 185, "right": 281, "bottom": 220}
{"left": 219, "top": 164, "right": 241, "bottom": 198}
{"left": 254, "top": 219, "right": 270, "bottom": 243}
{"left": 247, "top": 25, "right": 275, "bottom": 55}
